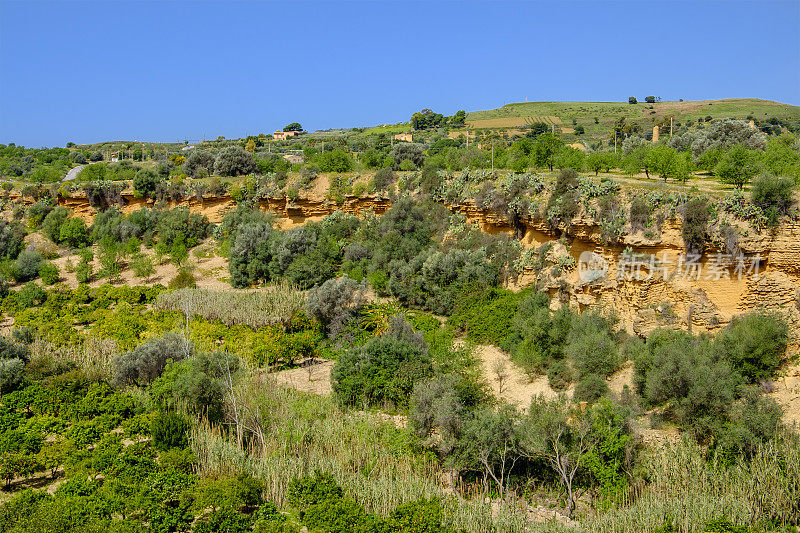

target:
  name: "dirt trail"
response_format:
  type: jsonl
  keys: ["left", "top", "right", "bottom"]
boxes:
{"left": 271, "top": 359, "right": 334, "bottom": 396}
{"left": 474, "top": 343, "right": 572, "bottom": 409}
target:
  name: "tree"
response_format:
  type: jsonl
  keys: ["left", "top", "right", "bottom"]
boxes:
{"left": 13, "top": 249, "right": 42, "bottom": 282}
{"left": 751, "top": 174, "right": 795, "bottom": 226}
{"left": 715, "top": 145, "right": 760, "bottom": 188}
{"left": 283, "top": 123, "right": 303, "bottom": 132}
{"left": 58, "top": 218, "right": 90, "bottom": 248}
{"left": 682, "top": 197, "right": 709, "bottom": 254}
{"left": 314, "top": 149, "right": 354, "bottom": 173}
{"left": 0, "top": 220, "right": 25, "bottom": 260}
{"left": 42, "top": 206, "right": 69, "bottom": 243}
{"left": 183, "top": 150, "right": 216, "bottom": 177}
{"left": 628, "top": 97, "right": 638, "bottom": 104}
{"left": 131, "top": 252, "right": 155, "bottom": 282}
{"left": 450, "top": 110, "right": 467, "bottom": 126}
{"left": 520, "top": 397, "right": 592, "bottom": 518}
{"left": 716, "top": 313, "right": 787, "bottom": 383}
{"left": 454, "top": 406, "right": 520, "bottom": 496}
{"left": 646, "top": 144, "right": 682, "bottom": 182}
{"left": 133, "top": 168, "right": 159, "bottom": 198}
{"left": 215, "top": 147, "right": 256, "bottom": 176}
{"left": 645, "top": 96, "right": 656, "bottom": 104}
{"left": 587, "top": 153, "right": 604, "bottom": 176}
{"left": 533, "top": 133, "right": 563, "bottom": 171}
{"left": 305, "top": 275, "right": 365, "bottom": 338}
{"left": 229, "top": 222, "right": 274, "bottom": 288}
{"left": 113, "top": 332, "right": 192, "bottom": 387}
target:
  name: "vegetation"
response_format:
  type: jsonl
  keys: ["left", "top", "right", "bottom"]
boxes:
{"left": 0, "top": 98, "right": 798, "bottom": 532}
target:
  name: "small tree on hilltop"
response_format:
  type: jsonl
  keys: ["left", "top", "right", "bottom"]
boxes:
{"left": 628, "top": 97, "right": 638, "bottom": 104}
{"left": 283, "top": 123, "right": 303, "bottom": 132}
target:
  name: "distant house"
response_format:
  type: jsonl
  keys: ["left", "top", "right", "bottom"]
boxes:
{"left": 394, "top": 133, "right": 413, "bottom": 143}
{"left": 282, "top": 153, "right": 304, "bottom": 164}
{"left": 273, "top": 130, "right": 300, "bottom": 141}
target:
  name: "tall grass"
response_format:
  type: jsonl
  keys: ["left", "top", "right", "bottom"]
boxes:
{"left": 189, "top": 376, "right": 799, "bottom": 533}
{"left": 155, "top": 280, "right": 304, "bottom": 328}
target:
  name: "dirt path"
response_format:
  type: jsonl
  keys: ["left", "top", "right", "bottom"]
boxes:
{"left": 271, "top": 359, "right": 334, "bottom": 396}
{"left": 474, "top": 343, "right": 572, "bottom": 409}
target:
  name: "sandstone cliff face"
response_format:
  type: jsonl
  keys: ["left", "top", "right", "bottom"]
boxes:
{"left": 51, "top": 192, "right": 800, "bottom": 346}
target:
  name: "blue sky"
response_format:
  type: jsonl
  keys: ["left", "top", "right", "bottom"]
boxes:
{"left": 1, "top": 0, "right": 798, "bottom": 147}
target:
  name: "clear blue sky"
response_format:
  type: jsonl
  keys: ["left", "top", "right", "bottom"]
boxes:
{"left": 1, "top": 0, "right": 798, "bottom": 147}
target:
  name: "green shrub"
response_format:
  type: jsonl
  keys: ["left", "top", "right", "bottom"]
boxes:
{"left": 333, "top": 334, "right": 432, "bottom": 408}
{"left": 151, "top": 412, "right": 189, "bottom": 451}
{"left": 566, "top": 313, "right": 620, "bottom": 378}
{"left": 751, "top": 174, "right": 794, "bottom": 226}
{"left": 194, "top": 508, "right": 253, "bottom": 533}
{"left": 41, "top": 206, "right": 68, "bottom": 243}
{"left": 39, "top": 262, "right": 59, "bottom": 285}
{"left": 547, "top": 359, "right": 573, "bottom": 391}
{"left": 0, "top": 220, "right": 26, "bottom": 260}
{"left": 13, "top": 249, "right": 43, "bottom": 282}
{"left": 388, "top": 498, "right": 447, "bottom": 533}
{"left": 715, "top": 313, "right": 787, "bottom": 382}
{"left": 449, "top": 287, "right": 525, "bottom": 345}
{"left": 302, "top": 498, "right": 379, "bottom": 533}
{"left": 169, "top": 268, "right": 197, "bottom": 289}
{"left": 682, "top": 197, "right": 709, "bottom": 253}
{"left": 574, "top": 373, "right": 610, "bottom": 404}
{"left": 287, "top": 471, "right": 343, "bottom": 509}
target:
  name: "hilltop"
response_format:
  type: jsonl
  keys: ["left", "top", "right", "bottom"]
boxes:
{"left": 466, "top": 98, "right": 800, "bottom": 146}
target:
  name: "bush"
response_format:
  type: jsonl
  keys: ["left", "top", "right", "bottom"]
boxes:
{"left": 629, "top": 196, "right": 651, "bottom": 232}
{"left": 449, "top": 287, "right": 525, "bottom": 346}
{"left": 59, "top": 218, "right": 90, "bottom": 248}
{"left": 215, "top": 146, "right": 256, "bottom": 176}
{"left": 183, "top": 150, "right": 216, "bottom": 178}
{"left": 39, "top": 262, "right": 59, "bottom": 285}
{"left": 151, "top": 412, "right": 190, "bottom": 450}
{"left": 547, "top": 359, "right": 573, "bottom": 391}
{"left": 194, "top": 509, "right": 252, "bottom": 533}
{"left": 168, "top": 268, "right": 197, "bottom": 289}
{"left": 41, "top": 206, "right": 68, "bottom": 243}
{"left": 287, "top": 471, "right": 343, "bottom": 509}
{"left": 229, "top": 222, "right": 274, "bottom": 288}
{"left": 388, "top": 498, "right": 447, "bottom": 533}
{"left": 133, "top": 168, "right": 159, "bottom": 198}
{"left": 566, "top": 313, "right": 620, "bottom": 378}
{"left": 113, "top": 332, "right": 192, "bottom": 387}
{"left": 373, "top": 167, "right": 397, "bottom": 192}
{"left": 13, "top": 249, "right": 43, "bottom": 282}
{"left": 751, "top": 174, "right": 794, "bottom": 226}
{"left": 302, "top": 498, "right": 377, "bottom": 533}
{"left": 682, "top": 197, "right": 709, "bottom": 253}
{"left": 0, "top": 220, "right": 26, "bottom": 260}
{"left": 574, "top": 373, "right": 610, "bottom": 404}
{"left": 716, "top": 313, "right": 787, "bottom": 382}
{"left": 332, "top": 335, "right": 432, "bottom": 408}
{"left": 305, "top": 275, "right": 365, "bottom": 338}
{"left": 14, "top": 282, "right": 46, "bottom": 308}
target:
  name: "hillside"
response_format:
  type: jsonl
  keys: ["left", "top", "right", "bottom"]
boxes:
{"left": 466, "top": 98, "right": 800, "bottom": 145}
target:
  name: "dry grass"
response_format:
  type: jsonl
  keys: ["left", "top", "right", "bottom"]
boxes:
{"left": 155, "top": 280, "right": 304, "bottom": 328}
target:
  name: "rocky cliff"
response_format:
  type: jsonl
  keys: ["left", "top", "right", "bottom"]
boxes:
{"left": 51, "top": 190, "right": 800, "bottom": 346}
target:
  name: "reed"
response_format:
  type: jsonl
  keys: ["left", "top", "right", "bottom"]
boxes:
{"left": 156, "top": 280, "right": 304, "bottom": 329}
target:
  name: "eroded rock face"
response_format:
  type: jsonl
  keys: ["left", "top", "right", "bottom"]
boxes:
{"left": 51, "top": 191, "right": 800, "bottom": 345}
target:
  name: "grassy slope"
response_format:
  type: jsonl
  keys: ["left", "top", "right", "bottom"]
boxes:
{"left": 466, "top": 98, "right": 800, "bottom": 144}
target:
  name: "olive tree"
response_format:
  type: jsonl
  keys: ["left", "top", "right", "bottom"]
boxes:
{"left": 215, "top": 146, "right": 256, "bottom": 176}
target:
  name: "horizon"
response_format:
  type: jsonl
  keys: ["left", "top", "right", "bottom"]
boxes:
{"left": 1, "top": 0, "right": 799, "bottom": 147}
